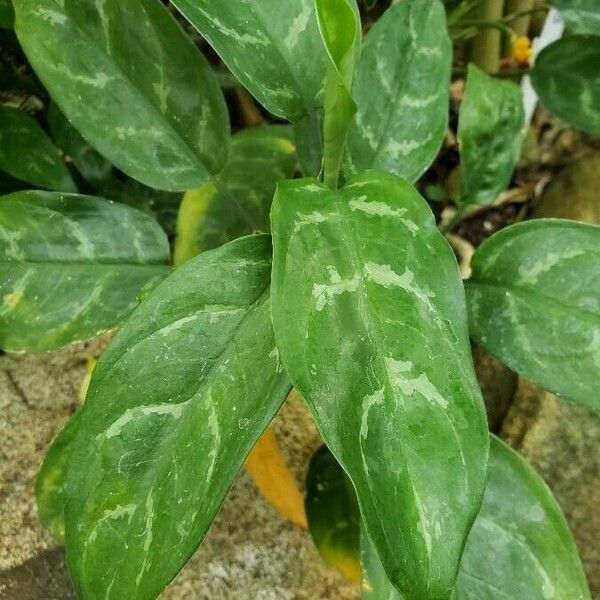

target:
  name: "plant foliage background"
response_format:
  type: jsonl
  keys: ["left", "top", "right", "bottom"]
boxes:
{"left": 0, "top": 0, "right": 598, "bottom": 598}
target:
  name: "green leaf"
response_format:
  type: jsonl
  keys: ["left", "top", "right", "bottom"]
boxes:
{"left": 454, "top": 436, "right": 591, "bottom": 599}
{"left": 64, "top": 234, "right": 290, "bottom": 600}
{"left": 530, "top": 36, "right": 600, "bottom": 137}
{"left": 293, "top": 110, "right": 324, "bottom": 178}
{"left": 362, "top": 436, "right": 591, "bottom": 600}
{"left": 305, "top": 445, "right": 361, "bottom": 584}
{"left": 465, "top": 218, "right": 600, "bottom": 411}
{"left": 270, "top": 171, "right": 488, "bottom": 599}
{"left": 315, "top": 0, "right": 361, "bottom": 188}
{"left": 550, "top": 0, "right": 600, "bottom": 35}
{"left": 97, "top": 175, "right": 181, "bottom": 238}
{"left": 0, "top": 0, "right": 14, "bottom": 29}
{"left": 36, "top": 410, "right": 82, "bottom": 543}
{"left": 457, "top": 64, "right": 524, "bottom": 206}
{"left": 174, "top": 125, "right": 297, "bottom": 265}
{"left": 0, "top": 106, "right": 75, "bottom": 192}
{"left": 47, "top": 103, "right": 112, "bottom": 187}
{"left": 13, "top": 0, "right": 230, "bottom": 191}
{"left": 0, "top": 191, "right": 170, "bottom": 352}
{"left": 345, "top": 0, "right": 452, "bottom": 183}
{"left": 170, "top": 0, "right": 328, "bottom": 122}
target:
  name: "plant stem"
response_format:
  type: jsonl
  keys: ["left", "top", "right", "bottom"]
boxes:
{"left": 447, "top": 0, "right": 487, "bottom": 27}
{"left": 470, "top": 0, "right": 505, "bottom": 73}
{"left": 439, "top": 206, "right": 473, "bottom": 234}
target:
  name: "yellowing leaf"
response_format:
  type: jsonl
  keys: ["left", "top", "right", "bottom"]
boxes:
{"left": 245, "top": 425, "right": 307, "bottom": 529}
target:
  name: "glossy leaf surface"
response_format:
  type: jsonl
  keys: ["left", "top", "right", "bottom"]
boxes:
{"left": 550, "top": 0, "right": 600, "bottom": 34}
{"left": 37, "top": 410, "right": 82, "bottom": 543}
{"left": 97, "top": 176, "right": 181, "bottom": 238}
{"left": 13, "top": 0, "right": 229, "bottom": 191}
{"left": 0, "top": 106, "right": 75, "bottom": 192}
{"left": 346, "top": 0, "right": 452, "bottom": 183}
{"left": 531, "top": 36, "right": 600, "bottom": 136}
{"left": 0, "top": 191, "right": 170, "bottom": 352}
{"left": 171, "top": 0, "right": 327, "bottom": 121}
{"left": 174, "top": 126, "right": 297, "bottom": 265}
{"left": 47, "top": 103, "right": 112, "bottom": 186}
{"left": 271, "top": 171, "right": 488, "bottom": 599}
{"left": 457, "top": 64, "right": 524, "bottom": 206}
{"left": 466, "top": 219, "right": 600, "bottom": 411}
{"left": 305, "top": 445, "right": 361, "bottom": 584}
{"left": 64, "top": 235, "right": 290, "bottom": 600}
{"left": 315, "top": 0, "right": 361, "bottom": 188}
{"left": 362, "top": 436, "right": 591, "bottom": 600}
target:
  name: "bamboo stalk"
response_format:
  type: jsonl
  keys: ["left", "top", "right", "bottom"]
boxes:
{"left": 470, "top": 0, "right": 505, "bottom": 73}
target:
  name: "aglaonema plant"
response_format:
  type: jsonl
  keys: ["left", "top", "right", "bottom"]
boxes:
{"left": 1, "top": 0, "right": 598, "bottom": 598}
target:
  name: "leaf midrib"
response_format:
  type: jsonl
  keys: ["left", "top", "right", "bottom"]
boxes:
{"left": 467, "top": 279, "right": 600, "bottom": 322}
{"left": 78, "top": 283, "right": 278, "bottom": 596}
{"left": 329, "top": 195, "right": 432, "bottom": 587}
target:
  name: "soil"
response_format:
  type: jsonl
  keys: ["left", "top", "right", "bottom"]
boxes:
{"left": 0, "top": 344, "right": 358, "bottom": 600}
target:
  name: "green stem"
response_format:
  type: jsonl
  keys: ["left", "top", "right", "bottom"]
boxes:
{"left": 453, "top": 20, "right": 514, "bottom": 40}
{"left": 447, "top": 0, "right": 487, "bottom": 27}
{"left": 321, "top": 65, "right": 355, "bottom": 190}
{"left": 503, "top": 4, "right": 548, "bottom": 24}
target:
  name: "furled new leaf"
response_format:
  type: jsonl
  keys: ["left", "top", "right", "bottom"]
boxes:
{"left": 47, "top": 103, "right": 112, "bottom": 187}
{"left": 13, "top": 0, "right": 230, "bottom": 191}
{"left": 362, "top": 436, "right": 591, "bottom": 600}
{"left": 457, "top": 64, "right": 524, "bottom": 206}
{"left": 345, "top": 0, "right": 452, "bottom": 183}
{"left": 271, "top": 171, "right": 488, "bottom": 599}
{"left": 0, "top": 106, "right": 75, "bottom": 192}
{"left": 174, "top": 126, "right": 297, "bottom": 265}
{"left": 550, "top": 0, "right": 600, "bottom": 35}
{"left": 315, "top": 0, "right": 361, "bottom": 188}
{"left": 36, "top": 409, "right": 82, "bottom": 543}
{"left": 171, "top": 0, "right": 328, "bottom": 122}
{"left": 466, "top": 219, "right": 600, "bottom": 411}
{"left": 64, "top": 235, "right": 290, "bottom": 600}
{"left": 530, "top": 36, "right": 600, "bottom": 136}
{"left": 0, "top": 191, "right": 170, "bottom": 352}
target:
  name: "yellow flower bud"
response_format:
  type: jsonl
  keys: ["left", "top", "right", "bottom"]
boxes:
{"left": 512, "top": 36, "right": 532, "bottom": 66}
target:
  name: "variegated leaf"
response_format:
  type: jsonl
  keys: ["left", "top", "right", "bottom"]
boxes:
{"left": 271, "top": 171, "right": 488, "bottom": 599}
{"left": 0, "top": 191, "right": 170, "bottom": 352}
{"left": 345, "top": 0, "right": 452, "bottom": 183}
{"left": 457, "top": 64, "right": 524, "bottom": 206}
{"left": 13, "top": 0, "right": 230, "bottom": 191}
{"left": 37, "top": 409, "right": 82, "bottom": 543}
{"left": 0, "top": 106, "right": 75, "bottom": 192}
{"left": 362, "top": 436, "right": 591, "bottom": 600}
{"left": 550, "top": 0, "right": 600, "bottom": 35}
{"left": 531, "top": 36, "right": 600, "bottom": 137}
{"left": 170, "top": 0, "right": 328, "bottom": 122}
{"left": 64, "top": 234, "right": 290, "bottom": 599}
{"left": 466, "top": 219, "right": 600, "bottom": 411}
{"left": 174, "top": 125, "right": 297, "bottom": 265}
{"left": 47, "top": 103, "right": 112, "bottom": 186}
